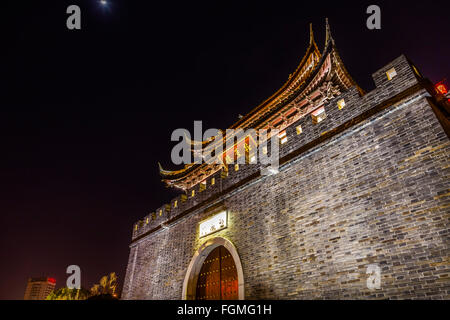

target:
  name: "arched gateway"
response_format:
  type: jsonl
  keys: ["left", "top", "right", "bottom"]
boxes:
{"left": 182, "top": 237, "right": 244, "bottom": 300}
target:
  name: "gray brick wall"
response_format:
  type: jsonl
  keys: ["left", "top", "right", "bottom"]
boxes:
{"left": 122, "top": 55, "right": 450, "bottom": 300}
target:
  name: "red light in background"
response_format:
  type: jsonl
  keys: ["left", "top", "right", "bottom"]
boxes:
{"left": 47, "top": 277, "right": 56, "bottom": 284}
{"left": 436, "top": 83, "right": 448, "bottom": 95}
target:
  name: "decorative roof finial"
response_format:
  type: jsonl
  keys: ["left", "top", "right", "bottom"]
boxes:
{"left": 309, "top": 23, "right": 314, "bottom": 45}
{"left": 325, "top": 17, "right": 334, "bottom": 47}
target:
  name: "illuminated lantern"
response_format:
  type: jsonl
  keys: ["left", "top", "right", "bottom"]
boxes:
{"left": 436, "top": 83, "right": 448, "bottom": 95}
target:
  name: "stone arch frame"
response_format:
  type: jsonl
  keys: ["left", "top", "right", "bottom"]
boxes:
{"left": 182, "top": 237, "right": 244, "bottom": 300}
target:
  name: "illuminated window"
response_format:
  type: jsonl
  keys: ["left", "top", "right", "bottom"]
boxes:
{"left": 296, "top": 125, "right": 302, "bottom": 135}
{"left": 146, "top": 217, "right": 149, "bottom": 224}
{"left": 278, "top": 130, "right": 287, "bottom": 144}
{"left": 173, "top": 200, "right": 177, "bottom": 208}
{"left": 221, "top": 168, "right": 228, "bottom": 178}
{"left": 135, "top": 224, "right": 138, "bottom": 231}
{"left": 337, "top": 99, "right": 345, "bottom": 110}
{"left": 152, "top": 213, "right": 156, "bottom": 220}
{"left": 262, "top": 146, "right": 268, "bottom": 155}
{"left": 211, "top": 177, "right": 215, "bottom": 185}
{"left": 192, "top": 189, "right": 195, "bottom": 197}
{"left": 235, "top": 164, "right": 239, "bottom": 171}
{"left": 244, "top": 142, "right": 251, "bottom": 164}
{"left": 181, "top": 194, "right": 187, "bottom": 202}
{"left": 312, "top": 107, "right": 326, "bottom": 124}
{"left": 159, "top": 209, "right": 162, "bottom": 216}
{"left": 199, "top": 180, "right": 206, "bottom": 192}
{"left": 386, "top": 68, "right": 397, "bottom": 80}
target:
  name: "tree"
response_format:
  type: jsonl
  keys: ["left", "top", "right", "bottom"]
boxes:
{"left": 90, "top": 284, "right": 101, "bottom": 296}
{"left": 46, "top": 287, "right": 90, "bottom": 300}
{"left": 90, "top": 272, "right": 118, "bottom": 298}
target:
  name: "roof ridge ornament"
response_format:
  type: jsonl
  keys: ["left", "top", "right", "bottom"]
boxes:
{"left": 325, "top": 17, "right": 335, "bottom": 47}
{"left": 158, "top": 19, "right": 362, "bottom": 190}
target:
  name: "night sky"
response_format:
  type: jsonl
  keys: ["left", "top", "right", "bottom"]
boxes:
{"left": 1, "top": 0, "right": 449, "bottom": 299}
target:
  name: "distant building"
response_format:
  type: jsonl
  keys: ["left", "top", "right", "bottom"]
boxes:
{"left": 24, "top": 277, "right": 56, "bottom": 300}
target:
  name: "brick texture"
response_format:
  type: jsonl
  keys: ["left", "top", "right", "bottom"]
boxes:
{"left": 122, "top": 55, "right": 450, "bottom": 300}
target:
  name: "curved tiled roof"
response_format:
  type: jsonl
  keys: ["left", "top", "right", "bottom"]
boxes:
{"left": 159, "top": 19, "right": 361, "bottom": 190}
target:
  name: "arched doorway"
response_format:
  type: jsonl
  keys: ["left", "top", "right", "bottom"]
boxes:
{"left": 182, "top": 237, "right": 244, "bottom": 300}
{"left": 195, "top": 245, "right": 238, "bottom": 300}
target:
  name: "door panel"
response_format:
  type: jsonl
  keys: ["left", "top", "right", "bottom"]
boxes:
{"left": 195, "top": 246, "right": 238, "bottom": 300}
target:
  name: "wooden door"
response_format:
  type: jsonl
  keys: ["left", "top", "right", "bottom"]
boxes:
{"left": 195, "top": 246, "right": 238, "bottom": 300}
